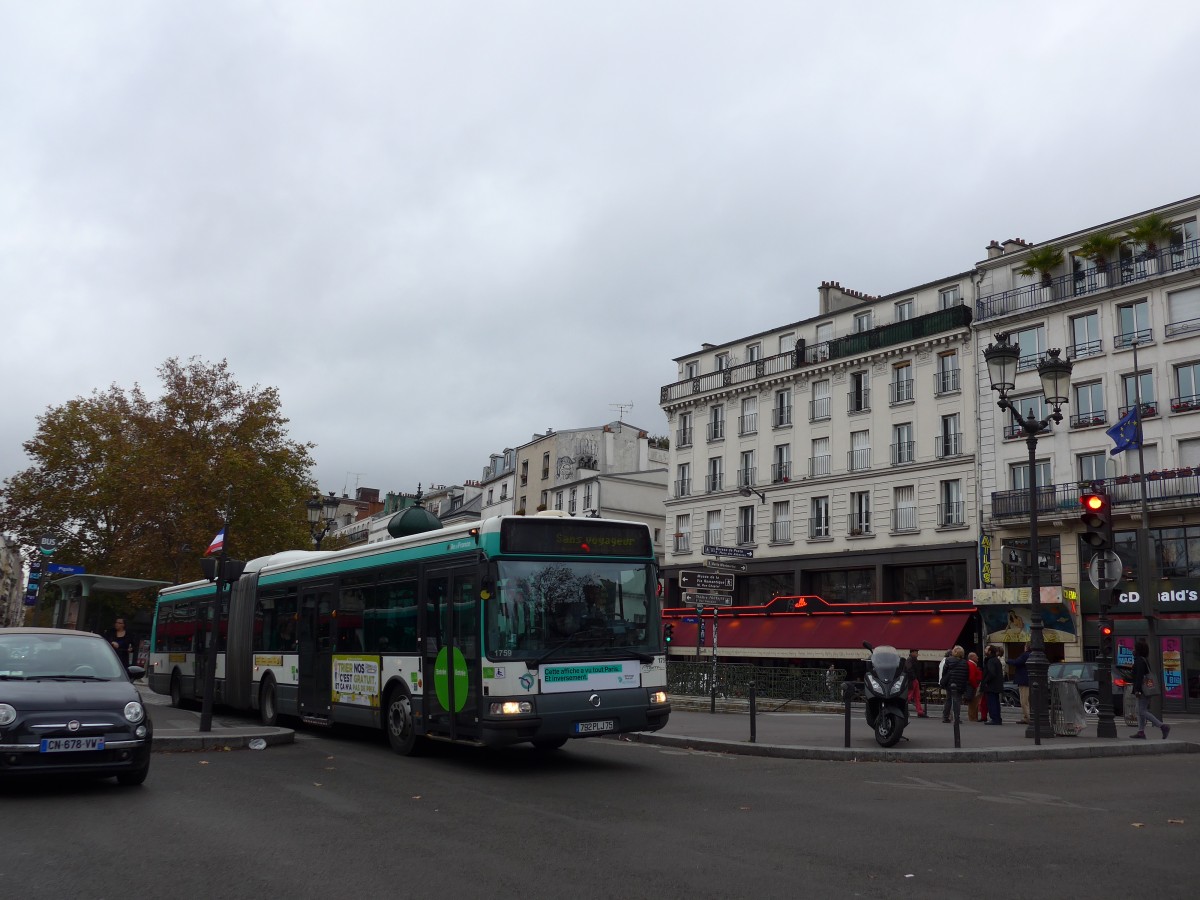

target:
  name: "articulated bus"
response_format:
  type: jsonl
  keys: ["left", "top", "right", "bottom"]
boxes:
{"left": 148, "top": 512, "right": 671, "bottom": 753}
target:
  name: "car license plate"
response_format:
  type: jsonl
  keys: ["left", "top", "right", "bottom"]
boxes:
{"left": 574, "top": 720, "right": 614, "bottom": 735}
{"left": 40, "top": 737, "right": 105, "bottom": 753}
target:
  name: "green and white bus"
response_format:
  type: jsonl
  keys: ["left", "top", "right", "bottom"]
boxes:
{"left": 148, "top": 512, "right": 671, "bottom": 753}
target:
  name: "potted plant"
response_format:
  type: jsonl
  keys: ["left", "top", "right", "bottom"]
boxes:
{"left": 1125, "top": 213, "right": 1175, "bottom": 276}
{"left": 1076, "top": 230, "right": 1120, "bottom": 289}
{"left": 1017, "top": 245, "right": 1065, "bottom": 300}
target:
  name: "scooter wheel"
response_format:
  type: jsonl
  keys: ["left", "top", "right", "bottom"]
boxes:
{"left": 874, "top": 712, "right": 903, "bottom": 748}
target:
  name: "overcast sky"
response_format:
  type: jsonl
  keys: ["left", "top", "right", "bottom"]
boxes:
{"left": 3, "top": 2, "right": 1197, "bottom": 499}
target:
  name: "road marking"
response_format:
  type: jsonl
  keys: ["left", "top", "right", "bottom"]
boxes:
{"left": 865, "top": 776, "right": 1105, "bottom": 810}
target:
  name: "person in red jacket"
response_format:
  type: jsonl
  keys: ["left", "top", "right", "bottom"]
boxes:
{"left": 966, "top": 651, "right": 984, "bottom": 722}
{"left": 904, "top": 649, "right": 926, "bottom": 717}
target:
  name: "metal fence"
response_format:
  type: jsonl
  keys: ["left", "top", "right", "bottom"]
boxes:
{"left": 668, "top": 661, "right": 840, "bottom": 703}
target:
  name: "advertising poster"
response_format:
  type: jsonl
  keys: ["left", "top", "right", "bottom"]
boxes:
{"left": 1161, "top": 637, "right": 1184, "bottom": 700}
{"left": 1116, "top": 637, "right": 1135, "bottom": 668}
{"left": 332, "top": 655, "right": 380, "bottom": 707}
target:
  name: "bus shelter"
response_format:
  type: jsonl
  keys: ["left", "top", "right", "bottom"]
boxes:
{"left": 49, "top": 573, "right": 171, "bottom": 637}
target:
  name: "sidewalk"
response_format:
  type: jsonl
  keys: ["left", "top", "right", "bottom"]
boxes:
{"left": 138, "top": 684, "right": 294, "bottom": 752}
{"left": 627, "top": 699, "right": 1200, "bottom": 762}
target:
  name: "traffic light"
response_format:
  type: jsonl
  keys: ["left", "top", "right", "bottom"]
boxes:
{"left": 663, "top": 623, "right": 675, "bottom": 645}
{"left": 1079, "top": 490, "right": 1113, "bottom": 551}
{"left": 1098, "top": 617, "right": 1114, "bottom": 659}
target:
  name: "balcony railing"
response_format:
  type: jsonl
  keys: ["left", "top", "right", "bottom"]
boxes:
{"left": 1117, "top": 402, "right": 1158, "bottom": 419}
{"left": 847, "top": 389, "right": 870, "bottom": 414}
{"left": 738, "top": 414, "right": 757, "bottom": 435}
{"left": 771, "top": 520, "right": 792, "bottom": 542}
{"left": 934, "top": 368, "right": 960, "bottom": 395}
{"left": 892, "top": 507, "right": 918, "bottom": 533}
{"left": 1069, "top": 411, "right": 1107, "bottom": 429}
{"left": 773, "top": 404, "right": 793, "bottom": 427}
{"left": 891, "top": 441, "right": 915, "bottom": 465}
{"left": 1067, "top": 339, "right": 1103, "bottom": 360}
{"left": 938, "top": 501, "right": 965, "bottom": 527}
{"left": 771, "top": 461, "right": 792, "bottom": 483}
{"left": 1166, "top": 316, "right": 1200, "bottom": 339}
{"left": 936, "top": 432, "right": 963, "bottom": 458}
{"left": 847, "top": 515, "right": 872, "bottom": 536}
{"left": 1171, "top": 394, "right": 1200, "bottom": 414}
{"left": 736, "top": 525, "right": 755, "bottom": 545}
{"left": 1114, "top": 328, "right": 1153, "bottom": 350}
{"left": 677, "top": 427, "right": 693, "bottom": 448}
{"left": 889, "top": 379, "right": 914, "bottom": 405}
{"left": 673, "top": 533, "right": 691, "bottom": 553}
{"left": 810, "top": 397, "right": 831, "bottom": 422}
{"left": 737, "top": 467, "right": 756, "bottom": 488}
{"left": 707, "top": 420, "right": 725, "bottom": 442}
{"left": 704, "top": 528, "right": 722, "bottom": 546}
{"left": 990, "top": 468, "right": 1200, "bottom": 520}
{"left": 674, "top": 478, "right": 691, "bottom": 498}
{"left": 706, "top": 474, "right": 723, "bottom": 493}
{"left": 848, "top": 448, "right": 871, "bottom": 472}
{"left": 975, "top": 237, "right": 1200, "bottom": 321}
{"left": 810, "top": 455, "right": 831, "bottom": 477}
{"left": 808, "top": 518, "right": 830, "bottom": 539}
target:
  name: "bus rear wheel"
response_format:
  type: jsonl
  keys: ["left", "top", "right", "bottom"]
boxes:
{"left": 385, "top": 689, "right": 425, "bottom": 757}
{"left": 259, "top": 678, "right": 279, "bottom": 727}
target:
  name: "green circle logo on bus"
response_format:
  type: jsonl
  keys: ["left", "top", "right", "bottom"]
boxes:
{"left": 434, "top": 646, "right": 469, "bottom": 712}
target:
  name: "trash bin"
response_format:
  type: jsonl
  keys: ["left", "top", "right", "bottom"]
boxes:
{"left": 1123, "top": 685, "right": 1138, "bottom": 727}
{"left": 1049, "top": 678, "right": 1086, "bottom": 736}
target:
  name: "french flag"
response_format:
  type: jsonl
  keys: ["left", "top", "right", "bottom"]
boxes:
{"left": 205, "top": 529, "right": 225, "bottom": 557}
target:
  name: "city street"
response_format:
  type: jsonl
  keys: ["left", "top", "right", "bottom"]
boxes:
{"left": 2, "top": 714, "right": 1197, "bottom": 899}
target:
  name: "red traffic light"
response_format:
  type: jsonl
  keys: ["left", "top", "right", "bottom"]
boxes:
{"left": 1083, "top": 494, "right": 1105, "bottom": 512}
{"left": 1099, "top": 623, "right": 1113, "bottom": 636}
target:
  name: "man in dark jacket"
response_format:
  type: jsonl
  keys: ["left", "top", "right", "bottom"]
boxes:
{"left": 981, "top": 645, "right": 1006, "bottom": 724}
{"left": 939, "top": 646, "right": 970, "bottom": 724}
{"left": 1007, "top": 642, "right": 1031, "bottom": 724}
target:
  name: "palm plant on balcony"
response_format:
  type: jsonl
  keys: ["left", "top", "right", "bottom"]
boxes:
{"left": 1017, "top": 245, "right": 1065, "bottom": 290}
{"left": 1125, "top": 213, "right": 1174, "bottom": 273}
{"left": 1076, "top": 230, "right": 1119, "bottom": 284}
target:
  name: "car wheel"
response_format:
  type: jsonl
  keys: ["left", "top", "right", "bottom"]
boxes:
{"left": 259, "top": 678, "right": 279, "bottom": 727}
{"left": 116, "top": 763, "right": 149, "bottom": 786}
{"left": 1081, "top": 692, "right": 1101, "bottom": 716}
{"left": 384, "top": 688, "right": 426, "bottom": 756}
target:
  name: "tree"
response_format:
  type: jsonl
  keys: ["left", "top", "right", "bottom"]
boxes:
{"left": 1, "top": 358, "right": 317, "bottom": 608}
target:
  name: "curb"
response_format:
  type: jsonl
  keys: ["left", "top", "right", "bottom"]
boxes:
{"left": 152, "top": 728, "right": 295, "bottom": 752}
{"left": 622, "top": 730, "right": 1200, "bottom": 763}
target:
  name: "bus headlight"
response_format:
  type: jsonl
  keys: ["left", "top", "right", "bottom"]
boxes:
{"left": 649, "top": 690, "right": 668, "bottom": 705}
{"left": 489, "top": 701, "right": 533, "bottom": 716}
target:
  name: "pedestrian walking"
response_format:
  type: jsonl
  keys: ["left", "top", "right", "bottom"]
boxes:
{"left": 966, "top": 651, "right": 983, "bottom": 722}
{"left": 939, "top": 649, "right": 953, "bottom": 722}
{"left": 1130, "top": 639, "right": 1170, "bottom": 740}
{"left": 981, "top": 645, "right": 1005, "bottom": 725}
{"left": 1007, "top": 642, "right": 1032, "bottom": 724}
{"left": 939, "top": 646, "right": 970, "bottom": 724}
{"left": 107, "top": 616, "right": 133, "bottom": 669}
{"left": 904, "top": 649, "right": 926, "bottom": 717}
{"left": 825, "top": 663, "right": 839, "bottom": 701}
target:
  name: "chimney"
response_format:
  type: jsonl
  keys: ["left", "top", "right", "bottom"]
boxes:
{"left": 986, "top": 240, "right": 1003, "bottom": 259}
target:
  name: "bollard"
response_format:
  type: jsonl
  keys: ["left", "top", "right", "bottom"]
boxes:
{"left": 951, "top": 683, "right": 961, "bottom": 749}
{"left": 749, "top": 681, "right": 757, "bottom": 743}
{"left": 843, "top": 681, "right": 853, "bottom": 748}
{"left": 710, "top": 681, "right": 716, "bottom": 715}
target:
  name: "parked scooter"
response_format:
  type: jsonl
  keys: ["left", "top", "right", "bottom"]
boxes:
{"left": 862, "top": 641, "right": 908, "bottom": 747}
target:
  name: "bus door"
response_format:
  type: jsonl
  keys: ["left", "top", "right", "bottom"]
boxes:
{"left": 298, "top": 583, "right": 335, "bottom": 719}
{"left": 420, "top": 566, "right": 480, "bottom": 742}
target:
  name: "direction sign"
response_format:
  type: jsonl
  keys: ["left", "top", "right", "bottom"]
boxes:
{"left": 702, "top": 544, "right": 753, "bottom": 559}
{"left": 679, "top": 570, "right": 735, "bottom": 593}
{"left": 1088, "top": 550, "right": 1122, "bottom": 591}
{"left": 682, "top": 594, "right": 733, "bottom": 607}
{"left": 46, "top": 563, "right": 86, "bottom": 576}
{"left": 704, "top": 559, "right": 748, "bottom": 573}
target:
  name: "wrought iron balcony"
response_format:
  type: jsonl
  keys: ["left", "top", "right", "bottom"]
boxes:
{"left": 892, "top": 507, "right": 918, "bottom": 533}
{"left": 810, "top": 397, "right": 831, "bottom": 422}
{"left": 770, "top": 520, "right": 792, "bottom": 542}
{"left": 773, "top": 404, "right": 793, "bottom": 427}
{"left": 934, "top": 367, "right": 960, "bottom": 395}
{"left": 891, "top": 441, "right": 915, "bottom": 465}
{"left": 889, "top": 379, "right": 914, "bottom": 405}
{"left": 990, "top": 468, "right": 1200, "bottom": 520}
{"left": 1069, "top": 411, "right": 1107, "bottom": 429}
{"left": 936, "top": 432, "right": 963, "bottom": 458}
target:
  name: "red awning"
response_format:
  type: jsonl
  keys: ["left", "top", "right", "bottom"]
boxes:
{"left": 668, "top": 612, "right": 973, "bottom": 661}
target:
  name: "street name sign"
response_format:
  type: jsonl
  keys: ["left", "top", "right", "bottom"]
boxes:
{"left": 702, "top": 544, "right": 753, "bottom": 559}
{"left": 47, "top": 563, "right": 86, "bottom": 576}
{"left": 704, "top": 559, "right": 748, "bottom": 573}
{"left": 682, "top": 593, "right": 734, "bottom": 607}
{"left": 679, "top": 570, "right": 735, "bottom": 593}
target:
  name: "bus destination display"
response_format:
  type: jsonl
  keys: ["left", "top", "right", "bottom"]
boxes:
{"left": 500, "top": 519, "right": 652, "bottom": 557}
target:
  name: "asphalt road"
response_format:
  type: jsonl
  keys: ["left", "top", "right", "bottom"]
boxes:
{"left": 2, "top": 722, "right": 1196, "bottom": 900}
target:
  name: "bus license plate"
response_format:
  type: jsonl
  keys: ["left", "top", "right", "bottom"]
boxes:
{"left": 40, "top": 737, "right": 105, "bottom": 753}
{"left": 574, "top": 720, "right": 614, "bottom": 735}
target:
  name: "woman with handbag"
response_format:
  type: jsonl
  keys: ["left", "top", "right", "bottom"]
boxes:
{"left": 1131, "top": 639, "right": 1170, "bottom": 740}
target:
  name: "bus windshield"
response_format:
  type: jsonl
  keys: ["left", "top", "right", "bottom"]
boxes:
{"left": 487, "top": 559, "right": 658, "bottom": 661}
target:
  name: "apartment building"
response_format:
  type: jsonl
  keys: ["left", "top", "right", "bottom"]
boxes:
{"left": 975, "top": 194, "right": 1200, "bottom": 712}
{"left": 660, "top": 273, "right": 979, "bottom": 659}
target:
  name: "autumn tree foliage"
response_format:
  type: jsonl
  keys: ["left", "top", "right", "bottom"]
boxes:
{"left": 1, "top": 358, "right": 317, "bottom": 593}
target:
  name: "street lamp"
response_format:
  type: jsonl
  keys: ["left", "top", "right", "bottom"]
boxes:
{"left": 738, "top": 486, "right": 766, "bottom": 504}
{"left": 984, "top": 332, "right": 1073, "bottom": 745}
{"left": 306, "top": 491, "right": 340, "bottom": 549}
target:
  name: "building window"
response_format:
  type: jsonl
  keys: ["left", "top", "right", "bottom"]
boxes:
{"left": 892, "top": 422, "right": 914, "bottom": 465}
{"left": 520, "top": 459, "right": 529, "bottom": 485}
{"left": 685, "top": 360, "right": 699, "bottom": 379}
{"left": 848, "top": 371, "right": 869, "bottom": 413}
{"left": 895, "top": 299, "right": 914, "bottom": 322}
{"left": 737, "top": 506, "right": 755, "bottom": 545}
{"left": 810, "top": 379, "right": 831, "bottom": 421}
{"left": 1013, "top": 323, "right": 1046, "bottom": 372}
{"left": 1115, "top": 299, "right": 1151, "bottom": 348}
{"left": 1068, "top": 311, "right": 1102, "bottom": 360}
{"left": 935, "top": 350, "right": 960, "bottom": 394}
{"left": 890, "top": 361, "right": 914, "bottom": 404}
{"left": 583, "top": 483, "right": 593, "bottom": 509}
{"left": 1005, "top": 395, "right": 1048, "bottom": 439}
{"left": 715, "top": 352, "right": 730, "bottom": 371}
{"left": 849, "top": 430, "right": 871, "bottom": 472}
{"left": 708, "top": 405, "right": 725, "bottom": 442}
{"left": 1072, "top": 381, "right": 1106, "bottom": 428}
{"left": 676, "top": 463, "right": 691, "bottom": 498}
{"left": 739, "top": 396, "right": 757, "bottom": 436}
{"left": 677, "top": 411, "right": 693, "bottom": 448}
{"left": 772, "top": 444, "right": 791, "bottom": 483}
{"left": 1120, "top": 370, "right": 1156, "bottom": 417}
{"left": 853, "top": 311, "right": 873, "bottom": 334}
{"left": 707, "top": 457, "right": 723, "bottom": 493}
{"left": 1003, "top": 536, "right": 1061, "bottom": 588}
{"left": 771, "top": 501, "right": 791, "bottom": 543}
{"left": 1011, "top": 459, "right": 1051, "bottom": 492}
{"left": 500, "top": 485, "right": 508, "bottom": 501}
{"left": 486, "top": 489, "right": 493, "bottom": 504}
{"left": 519, "top": 495, "right": 526, "bottom": 512}
{"left": 738, "top": 450, "right": 755, "bottom": 488}
{"left": 746, "top": 343, "right": 762, "bottom": 362}
{"left": 1167, "top": 286, "right": 1200, "bottom": 338}
{"left": 706, "top": 510, "right": 722, "bottom": 546}
{"left": 938, "top": 285, "right": 961, "bottom": 309}
{"left": 809, "top": 496, "right": 830, "bottom": 539}
{"left": 568, "top": 488, "right": 577, "bottom": 514}
{"left": 939, "top": 480, "right": 963, "bottom": 526}
{"left": 554, "top": 491, "right": 564, "bottom": 511}
{"left": 774, "top": 388, "right": 792, "bottom": 427}
{"left": 849, "top": 491, "right": 872, "bottom": 535}
{"left": 1078, "top": 451, "right": 1106, "bottom": 484}
{"left": 810, "top": 437, "right": 830, "bottom": 477}
{"left": 779, "top": 332, "right": 796, "bottom": 354}
{"left": 674, "top": 514, "right": 691, "bottom": 553}
{"left": 939, "top": 414, "right": 962, "bottom": 457}
{"left": 1175, "top": 361, "right": 1200, "bottom": 411}
{"left": 542, "top": 452, "right": 550, "bottom": 480}
{"left": 893, "top": 485, "right": 917, "bottom": 532}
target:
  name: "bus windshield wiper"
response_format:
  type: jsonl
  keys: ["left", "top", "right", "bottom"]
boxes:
{"left": 530, "top": 630, "right": 653, "bottom": 667}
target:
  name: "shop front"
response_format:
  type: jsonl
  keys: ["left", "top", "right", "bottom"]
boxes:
{"left": 1108, "top": 577, "right": 1200, "bottom": 713}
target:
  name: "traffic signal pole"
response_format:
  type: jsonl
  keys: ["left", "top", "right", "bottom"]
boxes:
{"left": 1082, "top": 490, "right": 1117, "bottom": 738}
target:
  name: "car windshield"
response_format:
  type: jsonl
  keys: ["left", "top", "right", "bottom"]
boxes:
{"left": 486, "top": 559, "right": 659, "bottom": 661}
{"left": 0, "top": 633, "right": 126, "bottom": 680}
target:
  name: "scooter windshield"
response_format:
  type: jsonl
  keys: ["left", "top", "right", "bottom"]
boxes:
{"left": 870, "top": 646, "right": 902, "bottom": 679}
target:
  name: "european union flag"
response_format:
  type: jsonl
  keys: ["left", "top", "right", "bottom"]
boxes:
{"left": 1106, "top": 407, "right": 1141, "bottom": 456}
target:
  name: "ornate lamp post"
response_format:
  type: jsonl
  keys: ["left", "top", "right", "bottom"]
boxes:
{"left": 984, "top": 333, "right": 1073, "bottom": 745}
{"left": 306, "top": 491, "right": 340, "bottom": 549}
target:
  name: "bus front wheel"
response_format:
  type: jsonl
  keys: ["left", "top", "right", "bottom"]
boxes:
{"left": 259, "top": 678, "right": 279, "bottom": 727}
{"left": 385, "top": 689, "right": 426, "bottom": 757}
